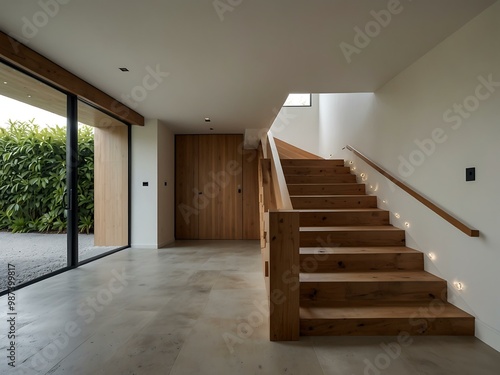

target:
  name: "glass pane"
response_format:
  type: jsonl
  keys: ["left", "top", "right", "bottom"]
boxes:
{"left": 0, "top": 62, "right": 68, "bottom": 291}
{"left": 283, "top": 93, "right": 311, "bottom": 107}
{"left": 77, "top": 101, "right": 128, "bottom": 262}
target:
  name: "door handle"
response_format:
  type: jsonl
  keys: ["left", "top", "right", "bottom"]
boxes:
{"left": 63, "top": 188, "right": 72, "bottom": 210}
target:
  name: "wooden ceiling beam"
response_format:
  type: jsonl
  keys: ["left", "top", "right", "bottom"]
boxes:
{"left": 0, "top": 31, "right": 144, "bottom": 126}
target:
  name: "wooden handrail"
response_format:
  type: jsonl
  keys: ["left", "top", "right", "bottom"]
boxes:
{"left": 267, "top": 132, "right": 293, "bottom": 210}
{"left": 346, "top": 145, "right": 479, "bottom": 237}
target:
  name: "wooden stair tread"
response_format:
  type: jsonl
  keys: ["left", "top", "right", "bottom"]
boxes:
{"left": 287, "top": 183, "right": 366, "bottom": 195}
{"left": 300, "top": 271, "right": 444, "bottom": 283}
{"left": 292, "top": 195, "right": 378, "bottom": 209}
{"left": 300, "top": 246, "right": 421, "bottom": 255}
{"left": 300, "top": 303, "right": 473, "bottom": 319}
{"left": 283, "top": 166, "right": 351, "bottom": 174}
{"left": 281, "top": 158, "right": 344, "bottom": 163}
{"left": 286, "top": 175, "right": 357, "bottom": 183}
{"left": 290, "top": 194, "right": 373, "bottom": 199}
{"left": 300, "top": 226, "right": 402, "bottom": 232}
{"left": 287, "top": 183, "right": 362, "bottom": 186}
{"left": 296, "top": 208, "right": 385, "bottom": 212}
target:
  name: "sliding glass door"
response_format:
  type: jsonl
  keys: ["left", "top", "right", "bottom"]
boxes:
{"left": 0, "top": 61, "right": 130, "bottom": 294}
{"left": 0, "top": 62, "right": 68, "bottom": 290}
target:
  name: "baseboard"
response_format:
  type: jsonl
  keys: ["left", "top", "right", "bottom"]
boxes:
{"left": 476, "top": 319, "right": 500, "bottom": 353}
{"left": 130, "top": 244, "right": 159, "bottom": 249}
{"left": 130, "top": 239, "right": 175, "bottom": 250}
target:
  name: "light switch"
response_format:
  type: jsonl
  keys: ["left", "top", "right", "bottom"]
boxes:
{"left": 465, "top": 168, "right": 475, "bottom": 182}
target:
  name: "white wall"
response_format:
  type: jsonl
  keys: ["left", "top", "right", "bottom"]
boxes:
{"left": 270, "top": 94, "right": 320, "bottom": 155}
{"left": 131, "top": 119, "right": 158, "bottom": 248}
{"left": 318, "top": 2, "right": 500, "bottom": 351}
{"left": 131, "top": 119, "right": 176, "bottom": 248}
{"left": 157, "top": 122, "right": 175, "bottom": 247}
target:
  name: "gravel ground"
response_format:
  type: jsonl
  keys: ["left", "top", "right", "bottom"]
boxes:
{"left": 0, "top": 232, "right": 117, "bottom": 291}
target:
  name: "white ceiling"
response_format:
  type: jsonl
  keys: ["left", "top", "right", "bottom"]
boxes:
{"left": 0, "top": 0, "right": 496, "bottom": 133}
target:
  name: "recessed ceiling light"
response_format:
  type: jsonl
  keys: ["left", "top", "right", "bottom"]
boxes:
{"left": 204, "top": 117, "right": 211, "bottom": 122}
{"left": 119, "top": 67, "right": 129, "bottom": 72}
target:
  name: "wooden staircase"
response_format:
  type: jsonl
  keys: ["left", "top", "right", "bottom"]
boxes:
{"left": 281, "top": 158, "right": 475, "bottom": 336}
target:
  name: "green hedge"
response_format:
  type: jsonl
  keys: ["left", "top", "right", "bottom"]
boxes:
{"left": 0, "top": 120, "right": 94, "bottom": 233}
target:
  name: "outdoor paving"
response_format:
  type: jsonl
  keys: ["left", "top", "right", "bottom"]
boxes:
{"left": 0, "top": 232, "right": 116, "bottom": 291}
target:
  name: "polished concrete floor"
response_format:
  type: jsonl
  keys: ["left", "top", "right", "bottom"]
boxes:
{"left": 1, "top": 240, "right": 499, "bottom": 375}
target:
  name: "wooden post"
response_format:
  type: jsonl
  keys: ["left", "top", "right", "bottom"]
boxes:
{"left": 268, "top": 210, "right": 300, "bottom": 341}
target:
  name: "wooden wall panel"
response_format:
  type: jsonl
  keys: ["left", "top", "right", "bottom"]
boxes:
{"left": 94, "top": 126, "right": 129, "bottom": 246}
{"left": 198, "top": 135, "right": 243, "bottom": 239}
{"left": 175, "top": 134, "right": 256, "bottom": 240}
{"left": 242, "top": 149, "right": 260, "bottom": 239}
{"left": 175, "top": 135, "right": 199, "bottom": 239}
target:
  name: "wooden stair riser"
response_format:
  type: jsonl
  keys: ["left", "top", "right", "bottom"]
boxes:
{"left": 283, "top": 166, "right": 351, "bottom": 176}
{"left": 300, "top": 230, "right": 406, "bottom": 247}
{"left": 299, "top": 253, "right": 424, "bottom": 273}
{"left": 300, "top": 210, "right": 389, "bottom": 227}
{"left": 300, "top": 317, "right": 474, "bottom": 336}
{"left": 286, "top": 175, "right": 357, "bottom": 184}
{"left": 291, "top": 196, "right": 377, "bottom": 209}
{"left": 288, "top": 184, "right": 366, "bottom": 196}
{"left": 300, "top": 281, "right": 447, "bottom": 303}
{"left": 281, "top": 159, "right": 345, "bottom": 167}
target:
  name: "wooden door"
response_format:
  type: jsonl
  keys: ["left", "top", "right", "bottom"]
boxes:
{"left": 175, "top": 135, "right": 199, "bottom": 239}
{"left": 198, "top": 135, "right": 243, "bottom": 239}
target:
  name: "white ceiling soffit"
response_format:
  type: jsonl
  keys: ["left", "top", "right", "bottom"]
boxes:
{"left": 0, "top": 0, "right": 495, "bottom": 134}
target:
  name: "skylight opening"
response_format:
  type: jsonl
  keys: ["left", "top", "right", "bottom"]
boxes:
{"left": 283, "top": 93, "right": 311, "bottom": 107}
